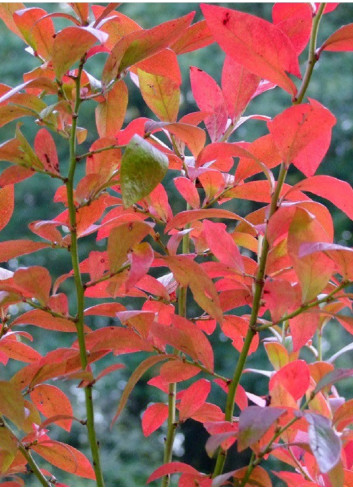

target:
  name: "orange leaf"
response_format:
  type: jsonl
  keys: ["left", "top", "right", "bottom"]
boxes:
{"left": 0, "top": 185, "right": 14, "bottom": 233}
{"left": 12, "top": 310, "right": 77, "bottom": 332}
{"left": 95, "top": 80, "right": 128, "bottom": 137}
{"left": 107, "top": 221, "right": 152, "bottom": 273}
{"left": 0, "top": 240, "right": 49, "bottom": 263}
{"left": 102, "top": 13, "right": 194, "bottom": 84}
{"left": 52, "top": 26, "right": 107, "bottom": 79}
{"left": 32, "top": 440, "right": 95, "bottom": 479}
{"left": 30, "top": 384, "right": 73, "bottom": 432}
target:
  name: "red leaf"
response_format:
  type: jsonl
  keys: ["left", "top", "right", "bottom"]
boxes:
{"left": 0, "top": 185, "right": 14, "bottom": 233}
{"left": 160, "top": 359, "right": 200, "bottom": 383}
{"left": 263, "top": 278, "right": 300, "bottom": 324}
{"left": 171, "top": 20, "right": 213, "bottom": 54}
{"left": 320, "top": 4, "right": 339, "bottom": 14}
{"left": 147, "top": 462, "right": 200, "bottom": 484}
{"left": 0, "top": 337, "right": 41, "bottom": 364}
{"left": 190, "top": 66, "right": 227, "bottom": 142}
{"left": 84, "top": 326, "right": 154, "bottom": 355}
{"left": 289, "top": 310, "right": 321, "bottom": 352}
{"left": 274, "top": 471, "right": 320, "bottom": 487}
{"left": 12, "top": 310, "right": 77, "bottom": 333}
{"left": 32, "top": 440, "right": 95, "bottom": 479}
{"left": 320, "top": 23, "right": 353, "bottom": 53}
{"left": 0, "top": 165, "right": 34, "bottom": 186}
{"left": 269, "top": 360, "right": 310, "bottom": 400}
{"left": 165, "top": 256, "right": 222, "bottom": 324}
{"left": 221, "top": 56, "right": 260, "bottom": 121}
{"left": 272, "top": 3, "right": 312, "bottom": 55}
{"left": 201, "top": 4, "right": 300, "bottom": 95}
{"left": 48, "top": 293, "right": 68, "bottom": 316}
{"left": 221, "top": 316, "right": 258, "bottom": 354}
{"left": 84, "top": 303, "right": 126, "bottom": 317}
{"left": 145, "top": 183, "right": 173, "bottom": 223}
{"left": 142, "top": 403, "right": 168, "bottom": 436}
{"left": 235, "top": 134, "right": 282, "bottom": 182}
{"left": 52, "top": 26, "right": 107, "bottom": 79}
{"left": 126, "top": 242, "right": 154, "bottom": 291}
{"left": 174, "top": 177, "right": 200, "bottom": 209}
{"left": 268, "top": 100, "right": 336, "bottom": 176}
{"left": 291, "top": 175, "right": 353, "bottom": 221}
{"left": 95, "top": 80, "right": 128, "bottom": 137}
{"left": 191, "top": 403, "right": 224, "bottom": 423}
{"left": 103, "top": 13, "right": 194, "bottom": 84}
{"left": 198, "top": 170, "right": 225, "bottom": 201}
{"left": 13, "top": 266, "right": 51, "bottom": 305}
{"left": 165, "top": 208, "right": 245, "bottom": 233}
{"left": 29, "top": 220, "right": 64, "bottom": 246}
{"left": 203, "top": 220, "right": 244, "bottom": 272}
{"left": 178, "top": 379, "right": 211, "bottom": 421}
{"left": 197, "top": 141, "right": 263, "bottom": 168}
{"left": 30, "top": 384, "right": 73, "bottom": 432}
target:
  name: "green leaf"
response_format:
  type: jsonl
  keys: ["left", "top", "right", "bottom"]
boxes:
{"left": 0, "top": 381, "right": 25, "bottom": 430}
{"left": 305, "top": 412, "right": 341, "bottom": 473}
{"left": 138, "top": 69, "right": 180, "bottom": 122}
{"left": 120, "top": 134, "right": 168, "bottom": 207}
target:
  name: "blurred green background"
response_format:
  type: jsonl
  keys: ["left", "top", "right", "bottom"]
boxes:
{"left": 0, "top": 3, "right": 353, "bottom": 486}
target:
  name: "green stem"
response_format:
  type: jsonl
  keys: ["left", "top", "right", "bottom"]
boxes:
{"left": 233, "top": 6, "right": 327, "bottom": 484}
{"left": 162, "top": 207, "right": 190, "bottom": 487}
{"left": 19, "top": 445, "right": 52, "bottom": 487}
{"left": 294, "top": 3, "right": 326, "bottom": 105}
{"left": 76, "top": 144, "right": 123, "bottom": 161}
{"left": 23, "top": 298, "right": 75, "bottom": 321}
{"left": 66, "top": 59, "right": 104, "bottom": 487}
{"left": 255, "top": 281, "right": 351, "bottom": 332}
{"left": 212, "top": 164, "right": 288, "bottom": 477}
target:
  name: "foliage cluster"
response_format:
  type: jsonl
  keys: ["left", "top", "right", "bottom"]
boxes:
{"left": 0, "top": 3, "right": 353, "bottom": 487}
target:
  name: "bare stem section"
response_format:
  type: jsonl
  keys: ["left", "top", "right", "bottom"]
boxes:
{"left": 66, "top": 59, "right": 105, "bottom": 487}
